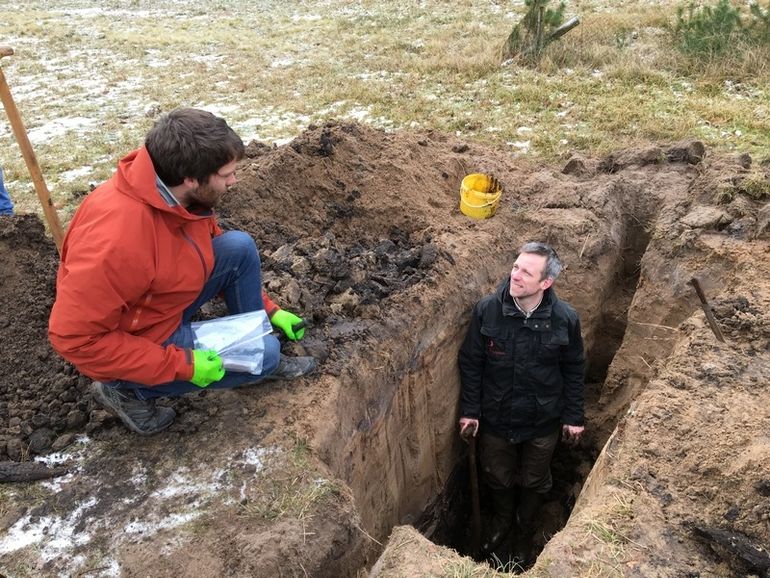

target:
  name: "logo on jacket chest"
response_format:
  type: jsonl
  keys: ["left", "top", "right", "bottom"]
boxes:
{"left": 486, "top": 338, "right": 507, "bottom": 357}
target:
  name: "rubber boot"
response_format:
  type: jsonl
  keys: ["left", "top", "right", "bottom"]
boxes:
{"left": 512, "top": 487, "right": 544, "bottom": 566}
{"left": 481, "top": 488, "right": 516, "bottom": 554}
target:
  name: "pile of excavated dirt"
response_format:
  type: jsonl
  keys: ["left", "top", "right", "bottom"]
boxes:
{"left": 1, "top": 122, "right": 769, "bottom": 578}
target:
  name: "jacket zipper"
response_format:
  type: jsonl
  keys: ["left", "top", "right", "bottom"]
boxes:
{"left": 182, "top": 229, "right": 210, "bottom": 280}
{"left": 130, "top": 293, "right": 153, "bottom": 331}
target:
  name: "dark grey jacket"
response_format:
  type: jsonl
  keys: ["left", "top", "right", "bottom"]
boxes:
{"left": 458, "top": 279, "right": 585, "bottom": 443}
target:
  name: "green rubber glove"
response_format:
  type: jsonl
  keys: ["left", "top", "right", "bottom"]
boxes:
{"left": 191, "top": 349, "right": 225, "bottom": 388}
{"left": 270, "top": 309, "right": 306, "bottom": 341}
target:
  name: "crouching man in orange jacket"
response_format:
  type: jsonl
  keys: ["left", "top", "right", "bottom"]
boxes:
{"left": 49, "top": 108, "right": 315, "bottom": 435}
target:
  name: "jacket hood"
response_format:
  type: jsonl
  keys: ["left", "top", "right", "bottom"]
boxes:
{"left": 113, "top": 146, "right": 209, "bottom": 225}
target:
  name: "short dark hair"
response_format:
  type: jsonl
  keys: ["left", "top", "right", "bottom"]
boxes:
{"left": 145, "top": 108, "right": 245, "bottom": 186}
{"left": 519, "top": 241, "right": 562, "bottom": 280}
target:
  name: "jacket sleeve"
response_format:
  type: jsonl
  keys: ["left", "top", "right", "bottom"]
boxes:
{"left": 458, "top": 301, "right": 486, "bottom": 418}
{"left": 262, "top": 292, "right": 280, "bottom": 317}
{"left": 48, "top": 209, "right": 192, "bottom": 385}
{"left": 560, "top": 315, "right": 586, "bottom": 426}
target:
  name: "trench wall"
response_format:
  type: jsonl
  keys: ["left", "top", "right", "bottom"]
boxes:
{"left": 315, "top": 187, "right": 650, "bottom": 557}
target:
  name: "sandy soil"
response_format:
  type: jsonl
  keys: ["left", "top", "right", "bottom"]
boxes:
{"left": 1, "top": 123, "right": 768, "bottom": 577}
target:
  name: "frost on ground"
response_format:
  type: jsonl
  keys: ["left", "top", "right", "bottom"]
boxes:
{"left": 0, "top": 442, "right": 281, "bottom": 576}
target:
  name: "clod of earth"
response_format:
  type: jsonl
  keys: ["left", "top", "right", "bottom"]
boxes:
{"left": 1, "top": 122, "right": 769, "bottom": 578}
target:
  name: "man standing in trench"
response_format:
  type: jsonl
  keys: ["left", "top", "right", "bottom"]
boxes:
{"left": 49, "top": 108, "right": 315, "bottom": 435}
{"left": 458, "top": 241, "right": 585, "bottom": 565}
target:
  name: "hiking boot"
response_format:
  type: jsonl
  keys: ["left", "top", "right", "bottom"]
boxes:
{"left": 266, "top": 354, "right": 317, "bottom": 380}
{"left": 91, "top": 381, "right": 176, "bottom": 435}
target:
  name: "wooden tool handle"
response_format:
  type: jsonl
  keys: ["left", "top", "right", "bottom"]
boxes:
{"left": 0, "top": 54, "right": 65, "bottom": 252}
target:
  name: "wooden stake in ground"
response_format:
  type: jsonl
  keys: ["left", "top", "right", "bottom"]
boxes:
{"left": 0, "top": 46, "right": 65, "bottom": 252}
{"left": 689, "top": 277, "right": 726, "bottom": 343}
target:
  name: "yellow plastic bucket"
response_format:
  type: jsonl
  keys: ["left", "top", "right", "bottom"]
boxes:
{"left": 459, "top": 173, "right": 503, "bottom": 219}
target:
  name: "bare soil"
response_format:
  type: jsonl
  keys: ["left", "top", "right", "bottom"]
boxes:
{"left": 1, "top": 122, "right": 769, "bottom": 577}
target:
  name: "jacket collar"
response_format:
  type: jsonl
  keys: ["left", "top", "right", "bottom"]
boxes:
{"left": 497, "top": 277, "right": 556, "bottom": 319}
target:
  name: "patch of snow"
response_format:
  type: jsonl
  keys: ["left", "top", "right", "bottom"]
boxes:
{"left": 271, "top": 57, "right": 295, "bottom": 68}
{"left": 291, "top": 13, "right": 322, "bottom": 21}
{"left": 346, "top": 106, "right": 371, "bottom": 122}
{"left": 42, "top": 472, "right": 76, "bottom": 493}
{"left": 123, "top": 510, "right": 201, "bottom": 536}
{"left": 0, "top": 496, "right": 96, "bottom": 558}
{"left": 151, "top": 467, "right": 223, "bottom": 499}
{"left": 60, "top": 166, "right": 93, "bottom": 182}
{"left": 509, "top": 140, "right": 531, "bottom": 151}
{"left": 27, "top": 117, "right": 98, "bottom": 145}
{"left": 240, "top": 447, "right": 274, "bottom": 468}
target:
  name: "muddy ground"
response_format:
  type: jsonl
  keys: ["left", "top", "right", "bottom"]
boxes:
{"left": 0, "top": 122, "right": 769, "bottom": 577}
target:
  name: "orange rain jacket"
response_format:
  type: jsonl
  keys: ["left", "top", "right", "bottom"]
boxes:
{"left": 48, "top": 146, "right": 279, "bottom": 386}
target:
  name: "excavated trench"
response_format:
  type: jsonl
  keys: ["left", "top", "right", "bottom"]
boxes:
{"left": 312, "top": 170, "right": 696, "bottom": 574}
{"left": 408, "top": 209, "right": 655, "bottom": 569}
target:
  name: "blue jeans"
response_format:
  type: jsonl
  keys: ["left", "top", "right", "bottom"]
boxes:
{"left": 113, "top": 231, "right": 281, "bottom": 399}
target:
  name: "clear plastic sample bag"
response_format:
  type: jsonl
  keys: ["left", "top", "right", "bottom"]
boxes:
{"left": 191, "top": 310, "right": 273, "bottom": 375}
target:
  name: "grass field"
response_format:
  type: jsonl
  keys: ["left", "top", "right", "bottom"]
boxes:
{"left": 1, "top": 0, "right": 769, "bottom": 221}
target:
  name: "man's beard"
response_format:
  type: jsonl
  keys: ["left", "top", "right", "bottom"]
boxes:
{"left": 187, "top": 182, "right": 222, "bottom": 210}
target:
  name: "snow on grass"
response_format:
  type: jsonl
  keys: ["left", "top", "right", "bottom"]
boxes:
{"left": 2, "top": 0, "right": 768, "bottom": 221}
{"left": 27, "top": 117, "right": 99, "bottom": 146}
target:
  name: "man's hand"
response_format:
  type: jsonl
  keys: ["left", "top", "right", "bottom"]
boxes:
{"left": 562, "top": 424, "right": 584, "bottom": 445}
{"left": 459, "top": 417, "right": 479, "bottom": 438}
{"left": 191, "top": 349, "right": 225, "bottom": 388}
{"left": 270, "top": 309, "right": 306, "bottom": 341}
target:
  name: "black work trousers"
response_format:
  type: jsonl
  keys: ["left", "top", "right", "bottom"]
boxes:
{"left": 479, "top": 429, "right": 559, "bottom": 494}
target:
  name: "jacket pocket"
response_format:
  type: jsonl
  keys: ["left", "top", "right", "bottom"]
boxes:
{"left": 538, "top": 329, "right": 569, "bottom": 361}
{"left": 535, "top": 394, "right": 564, "bottom": 426}
{"left": 481, "top": 326, "right": 512, "bottom": 362}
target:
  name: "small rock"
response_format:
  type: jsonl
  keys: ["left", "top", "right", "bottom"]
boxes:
{"left": 723, "top": 506, "right": 740, "bottom": 521}
{"left": 66, "top": 409, "right": 87, "bottom": 430}
{"left": 738, "top": 152, "right": 752, "bottom": 169}
{"left": 6, "top": 438, "right": 23, "bottom": 462}
{"left": 31, "top": 413, "right": 50, "bottom": 428}
{"left": 28, "top": 428, "right": 55, "bottom": 455}
{"left": 51, "top": 433, "right": 76, "bottom": 452}
{"left": 666, "top": 140, "right": 705, "bottom": 164}
{"left": 374, "top": 239, "right": 397, "bottom": 256}
{"left": 89, "top": 409, "right": 111, "bottom": 425}
{"left": 681, "top": 206, "right": 732, "bottom": 229}
{"left": 282, "top": 278, "right": 302, "bottom": 307}
{"left": 755, "top": 479, "right": 770, "bottom": 497}
{"left": 452, "top": 143, "right": 469, "bottom": 153}
{"left": 638, "top": 146, "right": 665, "bottom": 165}
{"left": 418, "top": 244, "right": 438, "bottom": 269}
{"left": 270, "top": 243, "right": 296, "bottom": 263}
{"left": 290, "top": 256, "right": 312, "bottom": 276}
{"left": 562, "top": 155, "right": 588, "bottom": 176}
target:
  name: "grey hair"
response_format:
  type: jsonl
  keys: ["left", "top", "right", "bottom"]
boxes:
{"left": 519, "top": 241, "right": 562, "bottom": 280}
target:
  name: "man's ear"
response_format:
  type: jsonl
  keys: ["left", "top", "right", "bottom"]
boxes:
{"left": 541, "top": 277, "right": 554, "bottom": 290}
{"left": 181, "top": 176, "right": 199, "bottom": 190}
